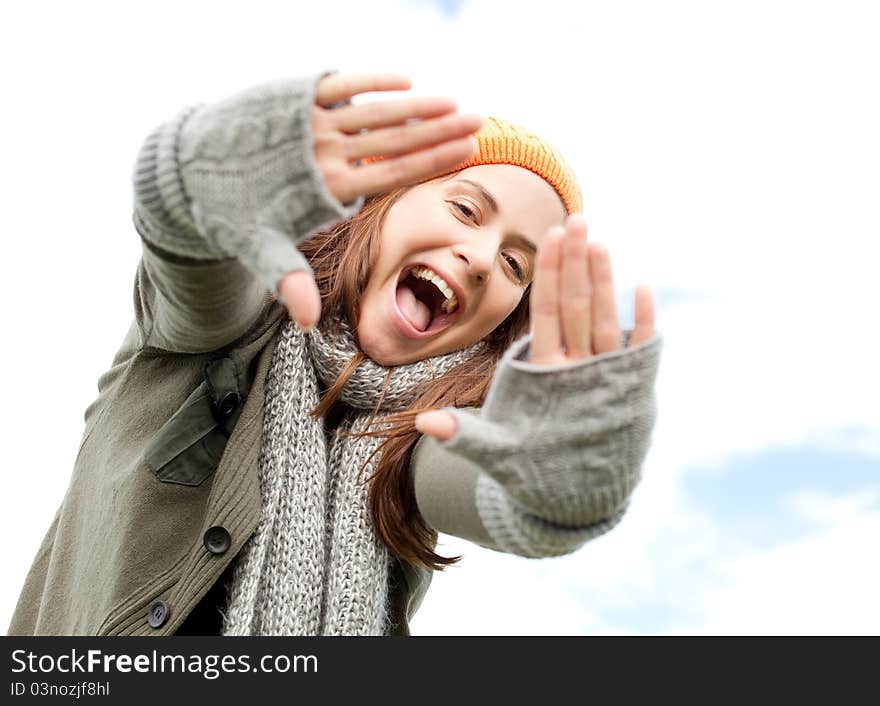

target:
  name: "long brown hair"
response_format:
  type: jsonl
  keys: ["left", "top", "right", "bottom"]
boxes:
{"left": 297, "top": 176, "right": 532, "bottom": 573}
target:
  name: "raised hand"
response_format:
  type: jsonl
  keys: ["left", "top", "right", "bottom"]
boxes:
{"left": 415, "top": 214, "right": 655, "bottom": 442}
{"left": 528, "top": 214, "right": 654, "bottom": 364}
{"left": 312, "top": 73, "right": 483, "bottom": 204}
{"left": 279, "top": 73, "right": 483, "bottom": 329}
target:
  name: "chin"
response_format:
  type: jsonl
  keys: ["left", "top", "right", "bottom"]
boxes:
{"left": 356, "top": 326, "right": 405, "bottom": 367}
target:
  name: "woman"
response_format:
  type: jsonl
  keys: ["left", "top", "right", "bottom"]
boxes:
{"left": 8, "top": 70, "right": 663, "bottom": 636}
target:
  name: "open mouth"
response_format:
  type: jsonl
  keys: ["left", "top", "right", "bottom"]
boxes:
{"left": 393, "top": 264, "right": 463, "bottom": 337}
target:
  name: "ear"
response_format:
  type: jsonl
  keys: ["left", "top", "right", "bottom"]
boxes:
{"left": 414, "top": 410, "right": 458, "bottom": 443}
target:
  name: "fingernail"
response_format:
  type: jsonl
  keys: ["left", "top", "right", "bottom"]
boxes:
{"left": 414, "top": 413, "right": 427, "bottom": 433}
{"left": 568, "top": 213, "right": 587, "bottom": 228}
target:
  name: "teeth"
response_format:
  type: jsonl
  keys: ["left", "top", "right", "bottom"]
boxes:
{"left": 411, "top": 266, "right": 459, "bottom": 314}
{"left": 440, "top": 295, "right": 458, "bottom": 314}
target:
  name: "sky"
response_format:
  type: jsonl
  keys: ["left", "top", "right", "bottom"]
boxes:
{"left": 1, "top": 0, "right": 877, "bottom": 635}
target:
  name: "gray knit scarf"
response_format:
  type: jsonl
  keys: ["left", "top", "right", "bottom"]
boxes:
{"left": 220, "top": 308, "right": 485, "bottom": 636}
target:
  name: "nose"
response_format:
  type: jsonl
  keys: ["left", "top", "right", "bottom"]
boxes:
{"left": 452, "top": 238, "right": 495, "bottom": 284}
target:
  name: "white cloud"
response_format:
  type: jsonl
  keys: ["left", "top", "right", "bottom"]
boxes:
{"left": 414, "top": 484, "right": 880, "bottom": 636}
{"left": 784, "top": 486, "right": 880, "bottom": 528}
{"left": 683, "top": 488, "right": 880, "bottom": 635}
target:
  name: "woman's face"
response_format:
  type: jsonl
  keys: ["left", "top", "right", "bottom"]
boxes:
{"left": 357, "top": 164, "right": 567, "bottom": 366}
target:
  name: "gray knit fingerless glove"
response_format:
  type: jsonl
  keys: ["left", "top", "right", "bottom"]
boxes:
{"left": 133, "top": 71, "right": 364, "bottom": 300}
{"left": 438, "top": 331, "right": 663, "bottom": 554}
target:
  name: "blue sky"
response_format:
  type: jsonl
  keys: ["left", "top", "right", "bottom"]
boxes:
{"left": 602, "top": 443, "right": 880, "bottom": 633}
{"left": 686, "top": 444, "right": 879, "bottom": 538}
{"left": 1, "top": 0, "right": 877, "bottom": 635}
{"left": 423, "top": 0, "right": 466, "bottom": 17}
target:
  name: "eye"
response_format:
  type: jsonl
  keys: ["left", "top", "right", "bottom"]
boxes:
{"left": 451, "top": 201, "right": 478, "bottom": 222}
{"left": 504, "top": 253, "right": 526, "bottom": 282}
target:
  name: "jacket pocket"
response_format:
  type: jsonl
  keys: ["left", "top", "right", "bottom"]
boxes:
{"left": 145, "top": 355, "right": 245, "bottom": 487}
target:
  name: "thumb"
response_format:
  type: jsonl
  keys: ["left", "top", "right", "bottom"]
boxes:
{"left": 414, "top": 410, "right": 458, "bottom": 443}
{"left": 278, "top": 269, "right": 322, "bottom": 331}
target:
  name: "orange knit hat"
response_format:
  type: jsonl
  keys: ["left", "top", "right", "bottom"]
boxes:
{"left": 366, "top": 116, "right": 583, "bottom": 215}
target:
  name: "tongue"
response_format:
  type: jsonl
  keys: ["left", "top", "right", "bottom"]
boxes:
{"left": 396, "top": 282, "right": 432, "bottom": 332}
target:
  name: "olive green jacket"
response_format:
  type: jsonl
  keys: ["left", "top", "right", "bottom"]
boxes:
{"left": 7, "top": 73, "right": 663, "bottom": 637}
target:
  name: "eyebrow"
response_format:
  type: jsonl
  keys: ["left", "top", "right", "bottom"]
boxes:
{"left": 452, "top": 178, "right": 538, "bottom": 255}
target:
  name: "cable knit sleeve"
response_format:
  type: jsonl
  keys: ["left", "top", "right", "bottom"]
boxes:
{"left": 131, "top": 70, "right": 365, "bottom": 353}
{"left": 412, "top": 330, "right": 663, "bottom": 558}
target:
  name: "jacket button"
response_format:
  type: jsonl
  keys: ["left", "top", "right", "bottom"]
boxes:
{"left": 147, "top": 600, "right": 170, "bottom": 628}
{"left": 203, "top": 526, "right": 231, "bottom": 555}
{"left": 217, "top": 391, "right": 241, "bottom": 419}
